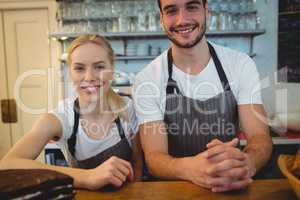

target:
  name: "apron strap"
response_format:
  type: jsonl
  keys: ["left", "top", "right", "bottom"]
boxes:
{"left": 67, "top": 98, "right": 80, "bottom": 158}
{"left": 67, "top": 99, "right": 127, "bottom": 158}
{"left": 166, "top": 43, "right": 233, "bottom": 94}
{"left": 114, "top": 117, "right": 126, "bottom": 140}
{"left": 166, "top": 48, "right": 181, "bottom": 95}
{"left": 207, "top": 42, "right": 232, "bottom": 92}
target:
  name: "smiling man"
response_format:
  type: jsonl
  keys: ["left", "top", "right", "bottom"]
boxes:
{"left": 133, "top": 0, "right": 273, "bottom": 192}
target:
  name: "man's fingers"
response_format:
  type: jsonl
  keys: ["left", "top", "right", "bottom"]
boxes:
{"left": 207, "top": 139, "right": 223, "bottom": 148}
{"left": 216, "top": 166, "right": 249, "bottom": 179}
{"left": 207, "top": 138, "right": 239, "bottom": 149}
{"left": 211, "top": 178, "right": 253, "bottom": 192}
{"left": 205, "top": 176, "right": 233, "bottom": 188}
{"left": 227, "top": 138, "right": 239, "bottom": 147}
{"left": 206, "top": 159, "right": 247, "bottom": 176}
{"left": 205, "top": 139, "right": 240, "bottom": 158}
{"left": 208, "top": 150, "right": 246, "bottom": 163}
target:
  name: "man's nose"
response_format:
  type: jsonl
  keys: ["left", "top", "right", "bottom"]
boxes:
{"left": 176, "top": 8, "right": 190, "bottom": 25}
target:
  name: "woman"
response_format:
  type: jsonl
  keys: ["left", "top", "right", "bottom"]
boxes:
{"left": 0, "top": 34, "right": 142, "bottom": 190}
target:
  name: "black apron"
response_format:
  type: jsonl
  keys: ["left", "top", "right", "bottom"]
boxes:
{"left": 164, "top": 42, "right": 240, "bottom": 157}
{"left": 66, "top": 98, "right": 133, "bottom": 169}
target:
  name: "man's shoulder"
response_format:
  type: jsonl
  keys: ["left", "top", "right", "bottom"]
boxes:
{"left": 135, "top": 50, "right": 168, "bottom": 82}
{"left": 211, "top": 42, "right": 255, "bottom": 73}
{"left": 211, "top": 42, "right": 249, "bottom": 60}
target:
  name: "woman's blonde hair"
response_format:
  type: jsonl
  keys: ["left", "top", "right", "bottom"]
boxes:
{"left": 67, "top": 34, "right": 128, "bottom": 121}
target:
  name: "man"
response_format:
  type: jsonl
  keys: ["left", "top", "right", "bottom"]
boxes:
{"left": 133, "top": 0, "right": 272, "bottom": 192}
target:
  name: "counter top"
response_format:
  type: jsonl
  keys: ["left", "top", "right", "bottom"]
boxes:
{"left": 75, "top": 179, "right": 297, "bottom": 200}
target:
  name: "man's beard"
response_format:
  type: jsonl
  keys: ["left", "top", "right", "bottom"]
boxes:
{"left": 165, "top": 20, "right": 206, "bottom": 49}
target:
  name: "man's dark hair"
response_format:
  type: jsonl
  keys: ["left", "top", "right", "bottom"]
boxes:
{"left": 157, "top": 0, "right": 207, "bottom": 12}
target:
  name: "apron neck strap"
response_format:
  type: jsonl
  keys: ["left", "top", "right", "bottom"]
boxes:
{"left": 67, "top": 98, "right": 80, "bottom": 157}
{"left": 207, "top": 42, "right": 231, "bottom": 91}
{"left": 114, "top": 117, "right": 126, "bottom": 140}
{"left": 166, "top": 42, "right": 232, "bottom": 94}
{"left": 67, "top": 99, "right": 126, "bottom": 158}
{"left": 167, "top": 48, "right": 181, "bottom": 94}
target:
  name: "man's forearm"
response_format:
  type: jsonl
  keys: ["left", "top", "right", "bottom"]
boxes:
{"left": 146, "top": 151, "right": 191, "bottom": 180}
{"left": 243, "top": 134, "right": 273, "bottom": 173}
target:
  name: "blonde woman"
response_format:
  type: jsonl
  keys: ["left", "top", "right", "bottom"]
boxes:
{"left": 0, "top": 34, "right": 142, "bottom": 190}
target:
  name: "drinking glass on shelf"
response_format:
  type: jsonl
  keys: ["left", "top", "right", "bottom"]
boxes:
{"left": 62, "top": 2, "right": 70, "bottom": 18}
{"left": 246, "top": 0, "right": 255, "bottom": 13}
{"left": 111, "top": 1, "right": 121, "bottom": 18}
{"left": 246, "top": 12, "right": 257, "bottom": 30}
{"left": 97, "top": 20, "right": 106, "bottom": 33}
{"left": 103, "top": 2, "right": 112, "bottom": 18}
{"left": 239, "top": 0, "right": 248, "bottom": 13}
{"left": 105, "top": 19, "right": 113, "bottom": 33}
{"left": 219, "top": 0, "right": 229, "bottom": 31}
{"left": 129, "top": 16, "right": 138, "bottom": 32}
{"left": 230, "top": 0, "right": 240, "bottom": 30}
{"left": 111, "top": 1, "right": 122, "bottom": 32}
{"left": 95, "top": 2, "right": 105, "bottom": 18}
{"left": 137, "top": 1, "right": 147, "bottom": 31}
{"left": 208, "top": 0, "right": 219, "bottom": 31}
{"left": 112, "top": 18, "right": 119, "bottom": 32}
{"left": 119, "top": 16, "right": 130, "bottom": 32}
{"left": 148, "top": 12, "right": 157, "bottom": 31}
{"left": 238, "top": 13, "right": 247, "bottom": 30}
{"left": 119, "top": 1, "right": 131, "bottom": 32}
{"left": 255, "top": 16, "right": 261, "bottom": 30}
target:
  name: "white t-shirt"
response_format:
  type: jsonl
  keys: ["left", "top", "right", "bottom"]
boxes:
{"left": 133, "top": 43, "right": 262, "bottom": 126}
{"left": 50, "top": 96, "right": 138, "bottom": 161}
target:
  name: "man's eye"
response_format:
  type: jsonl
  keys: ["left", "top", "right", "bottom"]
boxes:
{"left": 187, "top": 5, "right": 200, "bottom": 11}
{"left": 165, "top": 8, "right": 177, "bottom": 15}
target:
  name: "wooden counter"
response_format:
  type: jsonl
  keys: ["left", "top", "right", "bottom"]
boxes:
{"left": 75, "top": 179, "right": 297, "bottom": 200}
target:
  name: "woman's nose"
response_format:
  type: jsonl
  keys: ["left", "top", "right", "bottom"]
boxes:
{"left": 84, "top": 68, "right": 95, "bottom": 81}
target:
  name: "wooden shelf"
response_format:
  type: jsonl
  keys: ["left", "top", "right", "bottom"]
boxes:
{"left": 60, "top": 52, "right": 255, "bottom": 62}
{"left": 116, "top": 56, "right": 156, "bottom": 61}
{"left": 49, "top": 30, "right": 266, "bottom": 40}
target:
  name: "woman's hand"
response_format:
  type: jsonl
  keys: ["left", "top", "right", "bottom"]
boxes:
{"left": 83, "top": 156, "right": 134, "bottom": 190}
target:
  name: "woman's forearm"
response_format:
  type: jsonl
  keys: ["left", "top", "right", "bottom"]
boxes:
{"left": 0, "top": 157, "right": 88, "bottom": 189}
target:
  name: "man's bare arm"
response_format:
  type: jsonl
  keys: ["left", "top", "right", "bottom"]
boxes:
{"left": 239, "top": 104, "right": 273, "bottom": 175}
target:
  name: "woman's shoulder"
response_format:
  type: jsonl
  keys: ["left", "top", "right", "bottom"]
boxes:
{"left": 120, "top": 96, "right": 134, "bottom": 112}
{"left": 120, "top": 96, "right": 138, "bottom": 133}
{"left": 49, "top": 97, "right": 76, "bottom": 135}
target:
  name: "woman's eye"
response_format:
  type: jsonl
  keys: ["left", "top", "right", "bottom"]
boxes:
{"left": 95, "top": 65, "right": 105, "bottom": 70}
{"left": 73, "top": 66, "right": 84, "bottom": 71}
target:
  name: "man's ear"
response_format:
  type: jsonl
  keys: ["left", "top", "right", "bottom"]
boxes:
{"left": 159, "top": 12, "right": 165, "bottom": 31}
{"left": 205, "top": 2, "right": 210, "bottom": 23}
